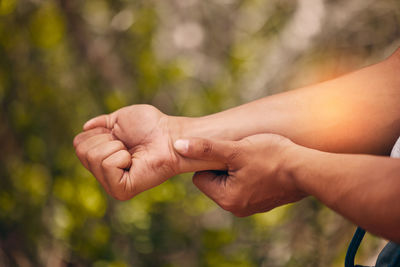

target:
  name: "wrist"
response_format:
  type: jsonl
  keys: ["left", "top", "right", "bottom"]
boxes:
{"left": 283, "top": 142, "right": 316, "bottom": 197}
{"left": 166, "top": 115, "right": 227, "bottom": 174}
{"left": 175, "top": 115, "right": 227, "bottom": 140}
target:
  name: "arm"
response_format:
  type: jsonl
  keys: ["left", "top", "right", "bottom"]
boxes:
{"left": 75, "top": 49, "right": 400, "bottom": 199}
{"left": 289, "top": 146, "right": 400, "bottom": 242}
{"left": 178, "top": 49, "right": 400, "bottom": 155}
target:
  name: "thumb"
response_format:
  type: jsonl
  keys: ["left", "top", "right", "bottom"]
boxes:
{"left": 174, "top": 137, "right": 238, "bottom": 163}
{"left": 83, "top": 113, "right": 116, "bottom": 131}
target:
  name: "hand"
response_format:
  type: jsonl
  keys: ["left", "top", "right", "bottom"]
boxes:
{"left": 73, "top": 127, "right": 132, "bottom": 199}
{"left": 174, "top": 134, "right": 307, "bottom": 216}
{"left": 74, "top": 105, "right": 224, "bottom": 200}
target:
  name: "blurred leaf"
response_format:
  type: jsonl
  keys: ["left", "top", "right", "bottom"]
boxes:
{"left": 30, "top": 3, "right": 65, "bottom": 49}
{"left": 0, "top": 0, "right": 396, "bottom": 265}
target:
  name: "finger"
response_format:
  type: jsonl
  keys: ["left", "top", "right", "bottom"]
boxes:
{"left": 73, "top": 127, "right": 110, "bottom": 148}
{"left": 174, "top": 138, "right": 239, "bottom": 163}
{"left": 192, "top": 171, "right": 227, "bottom": 204}
{"left": 102, "top": 150, "right": 133, "bottom": 200}
{"left": 75, "top": 134, "right": 114, "bottom": 169}
{"left": 87, "top": 140, "right": 127, "bottom": 191}
{"left": 83, "top": 113, "right": 116, "bottom": 131}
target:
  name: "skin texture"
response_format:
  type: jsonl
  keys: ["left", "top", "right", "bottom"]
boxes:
{"left": 173, "top": 135, "right": 306, "bottom": 217}
{"left": 182, "top": 51, "right": 400, "bottom": 155}
{"left": 74, "top": 105, "right": 226, "bottom": 200}
{"left": 74, "top": 48, "right": 400, "bottom": 241}
{"left": 174, "top": 135, "right": 400, "bottom": 243}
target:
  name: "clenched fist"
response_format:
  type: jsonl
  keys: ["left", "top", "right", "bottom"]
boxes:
{"left": 74, "top": 105, "right": 224, "bottom": 200}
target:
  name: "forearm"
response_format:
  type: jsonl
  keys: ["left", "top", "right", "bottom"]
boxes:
{"left": 289, "top": 147, "right": 400, "bottom": 242}
{"left": 180, "top": 51, "right": 400, "bottom": 155}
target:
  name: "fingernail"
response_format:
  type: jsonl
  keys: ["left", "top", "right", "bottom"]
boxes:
{"left": 174, "top": 139, "right": 189, "bottom": 153}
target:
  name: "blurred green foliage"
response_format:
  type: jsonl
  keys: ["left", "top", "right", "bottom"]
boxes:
{"left": 0, "top": 0, "right": 399, "bottom": 266}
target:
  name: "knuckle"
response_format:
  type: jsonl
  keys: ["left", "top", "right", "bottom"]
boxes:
{"left": 227, "top": 143, "right": 241, "bottom": 163}
{"left": 75, "top": 145, "right": 86, "bottom": 158}
{"left": 202, "top": 141, "right": 213, "bottom": 155}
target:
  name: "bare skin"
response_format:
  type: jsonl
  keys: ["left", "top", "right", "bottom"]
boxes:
{"left": 174, "top": 135, "right": 400, "bottom": 243}
{"left": 74, "top": 49, "right": 400, "bottom": 241}
{"left": 173, "top": 134, "right": 306, "bottom": 218}
{"left": 74, "top": 105, "right": 226, "bottom": 200}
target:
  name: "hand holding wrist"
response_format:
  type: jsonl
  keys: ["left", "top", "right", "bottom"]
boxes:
{"left": 174, "top": 134, "right": 308, "bottom": 216}
{"left": 166, "top": 115, "right": 228, "bottom": 173}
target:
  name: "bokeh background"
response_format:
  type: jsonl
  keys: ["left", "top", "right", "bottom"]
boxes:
{"left": 1, "top": 0, "right": 400, "bottom": 266}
